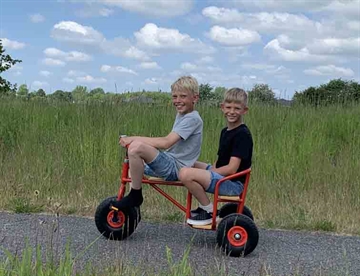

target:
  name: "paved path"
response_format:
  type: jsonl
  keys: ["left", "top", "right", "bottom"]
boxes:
{"left": 0, "top": 212, "right": 359, "bottom": 275}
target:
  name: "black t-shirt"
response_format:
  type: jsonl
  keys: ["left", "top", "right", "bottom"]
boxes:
{"left": 216, "top": 124, "right": 253, "bottom": 183}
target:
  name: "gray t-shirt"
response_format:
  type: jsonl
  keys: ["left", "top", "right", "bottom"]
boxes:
{"left": 165, "top": 110, "right": 203, "bottom": 169}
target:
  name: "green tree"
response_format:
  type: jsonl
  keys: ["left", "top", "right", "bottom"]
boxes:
{"left": 293, "top": 79, "right": 360, "bottom": 106}
{"left": 199, "top": 83, "right": 213, "bottom": 102}
{"left": 213, "top": 86, "right": 227, "bottom": 101}
{"left": 90, "top": 87, "right": 105, "bottom": 95}
{"left": 51, "top": 90, "right": 73, "bottom": 102}
{"left": 0, "top": 40, "right": 22, "bottom": 97}
{"left": 36, "top": 88, "right": 46, "bottom": 97}
{"left": 248, "top": 84, "right": 275, "bottom": 104}
{"left": 17, "top": 84, "right": 29, "bottom": 98}
{"left": 72, "top": 85, "right": 88, "bottom": 102}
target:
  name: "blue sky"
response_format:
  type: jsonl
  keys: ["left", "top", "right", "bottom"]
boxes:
{"left": 1, "top": 0, "right": 359, "bottom": 99}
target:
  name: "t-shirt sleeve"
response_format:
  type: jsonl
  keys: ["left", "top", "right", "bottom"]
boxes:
{"left": 173, "top": 117, "right": 202, "bottom": 140}
{"left": 231, "top": 131, "right": 251, "bottom": 160}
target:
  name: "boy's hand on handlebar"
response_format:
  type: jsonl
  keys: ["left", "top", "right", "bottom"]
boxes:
{"left": 119, "top": 136, "right": 133, "bottom": 148}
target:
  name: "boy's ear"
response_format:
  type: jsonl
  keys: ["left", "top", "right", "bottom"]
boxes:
{"left": 243, "top": 106, "right": 249, "bottom": 114}
{"left": 193, "top": 94, "right": 199, "bottom": 103}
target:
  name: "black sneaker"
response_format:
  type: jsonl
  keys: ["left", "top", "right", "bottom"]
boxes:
{"left": 187, "top": 208, "right": 219, "bottom": 226}
{"left": 190, "top": 207, "right": 219, "bottom": 217}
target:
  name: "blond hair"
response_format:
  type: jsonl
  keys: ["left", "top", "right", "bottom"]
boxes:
{"left": 171, "top": 76, "right": 199, "bottom": 96}
{"left": 223, "top": 88, "right": 248, "bottom": 106}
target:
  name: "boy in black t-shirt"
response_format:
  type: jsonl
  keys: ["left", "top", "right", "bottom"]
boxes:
{"left": 178, "top": 88, "right": 253, "bottom": 226}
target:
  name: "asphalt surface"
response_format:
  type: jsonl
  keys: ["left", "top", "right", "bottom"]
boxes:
{"left": 0, "top": 211, "right": 359, "bottom": 276}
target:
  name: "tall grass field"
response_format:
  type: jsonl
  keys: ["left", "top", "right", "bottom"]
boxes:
{"left": 1, "top": 100, "right": 359, "bottom": 235}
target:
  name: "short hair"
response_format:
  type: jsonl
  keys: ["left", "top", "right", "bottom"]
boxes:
{"left": 171, "top": 76, "right": 199, "bottom": 96}
{"left": 223, "top": 88, "right": 248, "bottom": 106}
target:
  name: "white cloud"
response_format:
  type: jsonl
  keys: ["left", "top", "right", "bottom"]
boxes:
{"left": 139, "top": 62, "right": 161, "bottom": 69}
{"left": 264, "top": 36, "right": 332, "bottom": 62}
{"left": 304, "top": 65, "right": 354, "bottom": 77}
{"left": 202, "top": 7, "right": 319, "bottom": 35}
{"left": 145, "top": 77, "right": 160, "bottom": 85}
{"left": 196, "top": 56, "right": 214, "bottom": 64}
{"left": 242, "top": 63, "right": 289, "bottom": 74}
{"left": 44, "top": 48, "right": 66, "bottom": 57}
{"left": 51, "top": 21, "right": 150, "bottom": 61}
{"left": 307, "top": 38, "right": 360, "bottom": 57}
{"left": 9, "top": 64, "right": 23, "bottom": 76}
{"left": 42, "top": 58, "right": 66, "bottom": 66}
{"left": 99, "top": 0, "right": 193, "bottom": 17}
{"left": 181, "top": 62, "right": 198, "bottom": 71}
{"left": 52, "top": 21, "right": 105, "bottom": 45}
{"left": 44, "top": 47, "right": 92, "bottom": 61}
{"left": 63, "top": 77, "right": 75, "bottom": 83}
{"left": 100, "top": 65, "right": 137, "bottom": 75}
{"left": 207, "top": 25, "right": 261, "bottom": 46}
{"left": 66, "top": 51, "right": 92, "bottom": 61}
{"left": 227, "top": 0, "right": 353, "bottom": 14}
{"left": 124, "top": 46, "right": 150, "bottom": 60}
{"left": 264, "top": 34, "right": 358, "bottom": 62}
{"left": 1, "top": 38, "right": 26, "bottom": 50}
{"left": 67, "top": 70, "right": 86, "bottom": 77}
{"left": 40, "top": 70, "right": 52, "bottom": 77}
{"left": 180, "top": 62, "right": 222, "bottom": 73}
{"left": 321, "top": 0, "right": 360, "bottom": 18}
{"left": 101, "top": 38, "right": 151, "bottom": 61}
{"left": 134, "top": 23, "right": 215, "bottom": 54}
{"left": 77, "top": 75, "right": 107, "bottom": 84}
{"left": 29, "top": 13, "right": 45, "bottom": 23}
{"left": 75, "top": 4, "right": 114, "bottom": 18}
{"left": 32, "top": 81, "right": 49, "bottom": 88}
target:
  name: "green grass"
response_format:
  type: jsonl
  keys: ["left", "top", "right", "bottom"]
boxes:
{"left": 0, "top": 238, "right": 352, "bottom": 276}
{"left": 0, "top": 100, "right": 360, "bottom": 235}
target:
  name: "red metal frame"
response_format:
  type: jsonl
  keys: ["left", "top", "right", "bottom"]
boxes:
{"left": 116, "top": 150, "right": 251, "bottom": 231}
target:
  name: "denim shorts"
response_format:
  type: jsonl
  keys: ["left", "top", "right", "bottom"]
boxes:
{"left": 144, "top": 151, "right": 179, "bottom": 181}
{"left": 205, "top": 165, "right": 244, "bottom": 196}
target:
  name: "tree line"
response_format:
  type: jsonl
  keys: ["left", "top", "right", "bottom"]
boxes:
{"left": 1, "top": 39, "right": 359, "bottom": 106}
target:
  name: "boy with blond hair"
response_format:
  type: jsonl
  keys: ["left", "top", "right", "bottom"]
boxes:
{"left": 112, "top": 76, "right": 203, "bottom": 209}
{"left": 179, "top": 88, "right": 253, "bottom": 226}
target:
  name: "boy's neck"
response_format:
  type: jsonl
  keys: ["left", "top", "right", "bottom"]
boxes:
{"left": 227, "top": 120, "right": 244, "bottom": 130}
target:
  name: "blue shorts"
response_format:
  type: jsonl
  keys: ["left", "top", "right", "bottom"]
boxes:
{"left": 144, "top": 151, "right": 178, "bottom": 181}
{"left": 205, "top": 165, "right": 244, "bottom": 196}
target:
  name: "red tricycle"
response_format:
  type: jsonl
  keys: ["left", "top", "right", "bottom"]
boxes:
{"left": 95, "top": 147, "right": 259, "bottom": 257}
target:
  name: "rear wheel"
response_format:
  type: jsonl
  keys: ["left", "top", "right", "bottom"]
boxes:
{"left": 216, "top": 214, "right": 259, "bottom": 257}
{"left": 219, "top": 203, "right": 254, "bottom": 220}
{"left": 95, "top": 196, "right": 141, "bottom": 240}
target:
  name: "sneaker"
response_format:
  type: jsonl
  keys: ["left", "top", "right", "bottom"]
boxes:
{"left": 190, "top": 207, "right": 219, "bottom": 217}
{"left": 190, "top": 207, "right": 203, "bottom": 217}
{"left": 187, "top": 208, "right": 219, "bottom": 226}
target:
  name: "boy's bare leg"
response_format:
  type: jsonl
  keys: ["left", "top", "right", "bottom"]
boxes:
{"left": 193, "top": 161, "right": 208, "bottom": 169}
{"left": 179, "top": 168, "right": 212, "bottom": 206}
{"left": 112, "top": 140, "right": 158, "bottom": 208}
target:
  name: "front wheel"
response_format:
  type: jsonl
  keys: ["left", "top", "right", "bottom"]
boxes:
{"left": 95, "top": 196, "right": 141, "bottom": 240}
{"left": 216, "top": 214, "right": 259, "bottom": 257}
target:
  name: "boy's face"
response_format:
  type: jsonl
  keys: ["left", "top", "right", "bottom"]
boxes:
{"left": 220, "top": 101, "right": 248, "bottom": 124}
{"left": 171, "top": 89, "right": 198, "bottom": 115}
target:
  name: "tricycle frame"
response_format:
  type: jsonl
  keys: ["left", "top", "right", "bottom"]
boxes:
{"left": 116, "top": 152, "right": 252, "bottom": 230}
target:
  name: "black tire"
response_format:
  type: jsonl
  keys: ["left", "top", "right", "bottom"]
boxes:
{"left": 95, "top": 196, "right": 141, "bottom": 240}
{"left": 216, "top": 214, "right": 259, "bottom": 257}
{"left": 219, "top": 203, "right": 254, "bottom": 220}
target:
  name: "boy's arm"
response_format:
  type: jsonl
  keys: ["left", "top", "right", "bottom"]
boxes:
{"left": 120, "top": 132, "right": 181, "bottom": 149}
{"left": 211, "top": 157, "right": 241, "bottom": 176}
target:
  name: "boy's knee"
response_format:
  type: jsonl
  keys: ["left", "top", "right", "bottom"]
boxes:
{"left": 179, "top": 167, "right": 192, "bottom": 182}
{"left": 128, "top": 141, "right": 145, "bottom": 156}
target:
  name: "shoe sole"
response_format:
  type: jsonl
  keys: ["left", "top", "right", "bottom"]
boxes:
{"left": 187, "top": 217, "right": 220, "bottom": 226}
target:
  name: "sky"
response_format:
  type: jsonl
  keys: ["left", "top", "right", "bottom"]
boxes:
{"left": 1, "top": 0, "right": 359, "bottom": 99}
